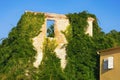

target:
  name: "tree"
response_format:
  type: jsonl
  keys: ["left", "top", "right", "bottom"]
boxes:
{"left": 47, "top": 24, "right": 55, "bottom": 37}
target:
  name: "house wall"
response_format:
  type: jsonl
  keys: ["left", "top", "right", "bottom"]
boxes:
{"left": 100, "top": 48, "right": 120, "bottom": 80}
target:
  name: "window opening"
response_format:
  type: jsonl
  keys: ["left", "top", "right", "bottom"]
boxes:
{"left": 46, "top": 20, "right": 55, "bottom": 37}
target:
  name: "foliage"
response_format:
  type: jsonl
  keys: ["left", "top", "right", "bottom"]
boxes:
{"left": 33, "top": 38, "right": 66, "bottom": 80}
{"left": 62, "top": 25, "right": 73, "bottom": 42}
{"left": 47, "top": 24, "right": 55, "bottom": 37}
{"left": 0, "top": 11, "right": 120, "bottom": 80}
{"left": 64, "top": 11, "right": 119, "bottom": 80}
{"left": 0, "top": 12, "right": 44, "bottom": 80}
{"left": 106, "top": 30, "right": 120, "bottom": 46}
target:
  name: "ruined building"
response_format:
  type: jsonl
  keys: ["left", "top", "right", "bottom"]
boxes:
{"left": 30, "top": 11, "right": 94, "bottom": 69}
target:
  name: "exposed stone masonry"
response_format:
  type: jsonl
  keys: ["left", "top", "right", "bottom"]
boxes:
{"left": 31, "top": 11, "right": 94, "bottom": 69}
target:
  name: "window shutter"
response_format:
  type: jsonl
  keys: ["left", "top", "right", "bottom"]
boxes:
{"left": 103, "top": 58, "right": 108, "bottom": 70}
{"left": 108, "top": 57, "right": 114, "bottom": 69}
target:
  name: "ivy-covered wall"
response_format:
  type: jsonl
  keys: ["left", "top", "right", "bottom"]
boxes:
{"left": 63, "top": 11, "right": 119, "bottom": 80}
{"left": 0, "top": 11, "right": 120, "bottom": 80}
{"left": 0, "top": 12, "right": 45, "bottom": 80}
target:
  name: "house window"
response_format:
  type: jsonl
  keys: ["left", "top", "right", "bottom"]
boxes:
{"left": 103, "top": 58, "right": 108, "bottom": 70}
{"left": 103, "top": 56, "right": 114, "bottom": 70}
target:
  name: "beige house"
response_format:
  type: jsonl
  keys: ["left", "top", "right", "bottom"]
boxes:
{"left": 98, "top": 47, "right": 120, "bottom": 80}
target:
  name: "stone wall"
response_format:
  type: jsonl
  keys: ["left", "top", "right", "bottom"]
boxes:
{"left": 33, "top": 12, "right": 69, "bottom": 69}
{"left": 86, "top": 17, "right": 94, "bottom": 36}
{"left": 32, "top": 12, "right": 94, "bottom": 69}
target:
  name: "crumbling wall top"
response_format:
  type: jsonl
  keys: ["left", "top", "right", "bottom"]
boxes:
{"left": 25, "top": 11, "right": 68, "bottom": 19}
{"left": 44, "top": 13, "right": 67, "bottom": 19}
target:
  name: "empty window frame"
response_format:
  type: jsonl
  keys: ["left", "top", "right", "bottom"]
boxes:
{"left": 46, "top": 20, "right": 55, "bottom": 37}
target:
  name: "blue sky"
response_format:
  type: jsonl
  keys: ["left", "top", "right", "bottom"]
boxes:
{"left": 0, "top": 0, "right": 120, "bottom": 39}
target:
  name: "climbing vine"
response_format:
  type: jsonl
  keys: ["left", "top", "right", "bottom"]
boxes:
{"left": 0, "top": 12, "right": 44, "bottom": 80}
{"left": 64, "top": 11, "right": 117, "bottom": 80}
{"left": 0, "top": 11, "right": 120, "bottom": 80}
{"left": 33, "top": 38, "right": 66, "bottom": 80}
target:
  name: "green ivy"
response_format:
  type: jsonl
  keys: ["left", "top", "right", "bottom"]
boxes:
{"left": 0, "top": 12, "right": 44, "bottom": 80}
{"left": 0, "top": 11, "right": 120, "bottom": 80}
{"left": 34, "top": 38, "right": 66, "bottom": 80}
{"left": 64, "top": 11, "right": 118, "bottom": 80}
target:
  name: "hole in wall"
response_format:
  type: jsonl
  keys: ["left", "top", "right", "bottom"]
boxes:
{"left": 46, "top": 20, "right": 55, "bottom": 37}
